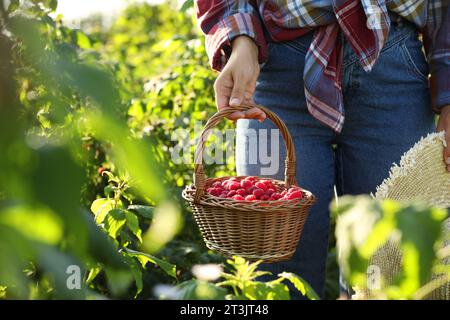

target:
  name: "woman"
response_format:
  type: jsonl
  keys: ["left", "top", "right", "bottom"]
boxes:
{"left": 196, "top": 0, "right": 449, "bottom": 298}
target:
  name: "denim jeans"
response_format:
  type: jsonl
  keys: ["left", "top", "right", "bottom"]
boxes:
{"left": 235, "top": 20, "right": 435, "bottom": 299}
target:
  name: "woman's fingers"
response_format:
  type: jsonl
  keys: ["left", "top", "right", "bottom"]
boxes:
{"left": 436, "top": 106, "right": 450, "bottom": 172}
{"left": 229, "top": 73, "right": 246, "bottom": 108}
{"left": 243, "top": 106, "right": 266, "bottom": 122}
{"left": 444, "top": 130, "right": 450, "bottom": 172}
{"left": 214, "top": 73, "right": 233, "bottom": 112}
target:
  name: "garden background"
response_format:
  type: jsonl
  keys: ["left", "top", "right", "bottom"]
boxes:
{"left": 0, "top": 0, "right": 447, "bottom": 300}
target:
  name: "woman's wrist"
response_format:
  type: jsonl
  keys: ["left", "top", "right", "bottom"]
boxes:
{"left": 231, "top": 36, "right": 258, "bottom": 60}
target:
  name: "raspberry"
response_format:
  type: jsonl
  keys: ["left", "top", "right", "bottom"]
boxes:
{"left": 260, "top": 179, "right": 275, "bottom": 188}
{"left": 246, "top": 186, "right": 256, "bottom": 194}
{"left": 281, "top": 190, "right": 288, "bottom": 196}
{"left": 255, "top": 182, "right": 267, "bottom": 191}
{"left": 228, "top": 181, "right": 241, "bottom": 191}
{"left": 245, "top": 194, "right": 256, "bottom": 201}
{"left": 253, "top": 188, "right": 265, "bottom": 198}
{"left": 212, "top": 181, "right": 223, "bottom": 188}
{"left": 232, "top": 195, "right": 245, "bottom": 201}
{"left": 286, "top": 190, "right": 303, "bottom": 200}
{"left": 236, "top": 188, "right": 247, "bottom": 197}
{"left": 207, "top": 187, "right": 222, "bottom": 197}
{"left": 260, "top": 194, "right": 270, "bottom": 201}
{"left": 240, "top": 179, "right": 253, "bottom": 189}
{"left": 266, "top": 188, "right": 275, "bottom": 196}
{"left": 271, "top": 193, "right": 282, "bottom": 200}
{"left": 287, "top": 186, "right": 301, "bottom": 194}
{"left": 219, "top": 192, "right": 228, "bottom": 198}
{"left": 227, "top": 190, "right": 236, "bottom": 197}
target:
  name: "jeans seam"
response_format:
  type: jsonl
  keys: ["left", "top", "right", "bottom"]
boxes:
{"left": 277, "top": 40, "right": 308, "bottom": 55}
{"left": 399, "top": 41, "right": 429, "bottom": 82}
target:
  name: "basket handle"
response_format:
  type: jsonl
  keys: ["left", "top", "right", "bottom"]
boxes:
{"left": 193, "top": 104, "right": 297, "bottom": 203}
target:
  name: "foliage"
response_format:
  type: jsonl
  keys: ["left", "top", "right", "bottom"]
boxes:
{"left": 173, "top": 257, "right": 319, "bottom": 300}
{"left": 333, "top": 195, "right": 449, "bottom": 299}
{"left": 0, "top": 0, "right": 185, "bottom": 299}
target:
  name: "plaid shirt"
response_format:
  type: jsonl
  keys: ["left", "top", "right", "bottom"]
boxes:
{"left": 196, "top": 0, "right": 449, "bottom": 132}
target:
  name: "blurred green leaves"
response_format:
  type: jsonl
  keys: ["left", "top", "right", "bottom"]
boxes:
{"left": 334, "top": 195, "right": 448, "bottom": 299}
{"left": 0, "top": 205, "right": 62, "bottom": 245}
{"left": 0, "top": 0, "right": 179, "bottom": 299}
{"left": 141, "top": 201, "right": 182, "bottom": 253}
{"left": 7, "top": 0, "right": 20, "bottom": 13}
{"left": 177, "top": 280, "right": 227, "bottom": 300}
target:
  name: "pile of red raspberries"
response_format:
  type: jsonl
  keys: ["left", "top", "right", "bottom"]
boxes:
{"left": 206, "top": 177, "right": 303, "bottom": 201}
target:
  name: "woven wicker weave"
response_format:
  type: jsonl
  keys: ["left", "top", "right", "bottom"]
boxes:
{"left": 182, "top": 105, "right": 316, "bottom": 263}
{"left": 355, "top": 132, "right": 450, "bottom": 299}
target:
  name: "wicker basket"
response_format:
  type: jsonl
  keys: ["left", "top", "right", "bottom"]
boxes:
{"left": 182, "top": 105, "right": 316, "bottom": 263}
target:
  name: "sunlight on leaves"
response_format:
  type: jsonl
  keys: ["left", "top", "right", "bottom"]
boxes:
{"left": 0, "top": 205, "right": 62, "bottom": 245}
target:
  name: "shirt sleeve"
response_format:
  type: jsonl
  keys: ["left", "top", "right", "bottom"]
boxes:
{"left": 422, "top": 0, "right": 450, "bottom": 112}
{"left": 195, "top": 0, "right": 268, "bottom": 71}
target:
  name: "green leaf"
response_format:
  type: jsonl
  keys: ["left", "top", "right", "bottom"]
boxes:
{"left": 124, "top": 248, "right": 177, "bottom": 279}
{"left": 180, "top": 0, "right": 193, "bottom": 12}
{"left": 75, "top": 30, "right": 91, "bottom": 49}
{"left": 0, "top": 286, "right": 6, "bottom": 299}
{"left": 0, "top": 205, "right": 62, "bottom": 245}
{"left": 105, "top": 268, "right": 133, "bottom": 297}
{"left": 121, "top": 254, "right": 143, "bottom": 298}
{"left": 278, "top": 272, "right": 320, "bottom": 300}
{"left": 124, "top": 210, "right": 142, "bottom": 242}
{"left": 177, "top": 280, "right": 226, "bottom": 300}
{"left": 86, "top": 266, "right": 102, "bottom": 285}
{"left": 49, "top": 0, "right": 58, "bottom": 11}
{"left": 84, "top": 212, "right": 127, "bottom": 270}
{"left": 90, "top": 198, "right": 115, "bottom": 224}
{"left": 129, "top": 262, "right": 143, "bottom": 298}
{"left": 104, "top": 209, "right": 126, "bottom": 239}
{"left": 128, "top": 204, "right": 154, "bottom": 220}
{"left": 242, "top": 282, "right": 290, "bottom": 300}
{"left": 7, "top": 0, "right": 20, "bottom": 13}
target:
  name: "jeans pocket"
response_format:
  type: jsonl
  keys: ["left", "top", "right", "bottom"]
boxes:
{"left": 399, "top": 37, "right": 429, "bottom": 82}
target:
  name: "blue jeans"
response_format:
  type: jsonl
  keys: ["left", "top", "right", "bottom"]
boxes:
{"left": 235, "top": 20, "right": 435, "bottom": 299}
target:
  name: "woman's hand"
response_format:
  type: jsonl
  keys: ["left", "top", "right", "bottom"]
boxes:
{"left": 214, "top": 36, "right": 266, "bottom": 122}
{"left": 437, "top": 105, "right": 450, "bottom": 172}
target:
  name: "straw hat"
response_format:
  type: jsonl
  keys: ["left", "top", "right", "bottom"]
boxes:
{"left": 354, "top": 131, "right": 450, "bottom": 299}
{"left": 374, "top": 131, "right": 450, "bottom": 207}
